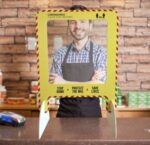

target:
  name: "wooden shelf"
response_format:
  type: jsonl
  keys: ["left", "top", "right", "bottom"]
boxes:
{"left": 0, "top": 104, "right": 58, "bottom": 111}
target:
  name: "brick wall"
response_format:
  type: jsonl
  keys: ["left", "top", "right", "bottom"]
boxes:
{"left": 0, "top": 0, "right": 150, "bottom": 98}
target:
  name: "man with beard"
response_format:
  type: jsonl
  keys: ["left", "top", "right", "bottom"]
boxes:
{"left": 50, "top": 5, "right": 106, "bottom": 117}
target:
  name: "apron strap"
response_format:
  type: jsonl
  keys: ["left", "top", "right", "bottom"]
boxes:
{"left": 89, "top": 41, "right": 93, "bottom": 64}
{"left": 62, "top": 44, "right": 72, "bottom": 66}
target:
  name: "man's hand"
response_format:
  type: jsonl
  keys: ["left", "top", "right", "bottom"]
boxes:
{"left": 49, "top": 73, "right": 66, "bottom": 84}
{"left": 91, "top": 69, "right": 105, "bottom": 81}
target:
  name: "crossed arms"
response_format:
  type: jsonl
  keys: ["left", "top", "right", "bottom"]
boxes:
{"left": 49, "top": 69, "right": 106, "bottom": 84}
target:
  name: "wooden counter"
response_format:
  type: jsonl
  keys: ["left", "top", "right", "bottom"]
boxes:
{"left": 0, "top": 118, "right": 150, "bottom": 145}
{"left": 0, "top": 104, "right": 150, "bottom": 118}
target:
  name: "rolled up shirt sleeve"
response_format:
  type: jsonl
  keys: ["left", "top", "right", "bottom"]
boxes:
{"left": 50, "top": 49, "right": 63, "bottom": 77}
{"left": 94, "top": 46, "right": 107, "bottom": 83}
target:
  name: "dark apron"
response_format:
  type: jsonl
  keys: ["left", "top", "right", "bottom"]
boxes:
{"left": 57, "top": 41, "right": 101, "bottom": 117}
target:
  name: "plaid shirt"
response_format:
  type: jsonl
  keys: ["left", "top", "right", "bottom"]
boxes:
{"left": 51, "top": 40, "right": 106, "bottom": 82}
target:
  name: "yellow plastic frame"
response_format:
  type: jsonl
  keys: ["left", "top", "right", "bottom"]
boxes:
{"left": 36, "top": 9, "right": 119, "bottom": 111}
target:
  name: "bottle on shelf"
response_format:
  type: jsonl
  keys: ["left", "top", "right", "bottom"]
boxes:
{"left": 117, "top": 85, "right": 122, "bottom": 106}
{"left": 0, "top": 86, "right": 7, "bottom": 104}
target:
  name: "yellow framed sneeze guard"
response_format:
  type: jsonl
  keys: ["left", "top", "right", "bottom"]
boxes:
{"left": 36, "top": 9, "right": 119, "bottom": 112}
